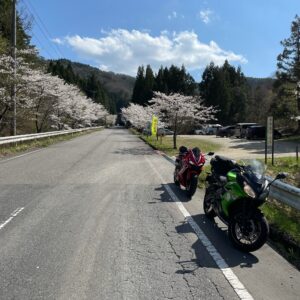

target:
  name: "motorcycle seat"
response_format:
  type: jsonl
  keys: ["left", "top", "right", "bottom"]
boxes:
{"left": 211, "top": 155, "right": 237, "bottom": 176}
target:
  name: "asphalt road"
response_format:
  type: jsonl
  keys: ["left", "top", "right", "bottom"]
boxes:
{"left": 0, "top": 129, "right": 299, "bottom": 300}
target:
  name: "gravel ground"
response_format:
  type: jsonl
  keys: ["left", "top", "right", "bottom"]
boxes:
{"left": 180, "top": 135, "right": 299, "bottom": 160}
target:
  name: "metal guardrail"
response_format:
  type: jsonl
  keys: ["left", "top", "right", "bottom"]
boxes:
{"left": 265, "top": 176, "right": 300, "bottom": 211}
{"left": 0, "top": 127, "right": 103, "bottom": 145}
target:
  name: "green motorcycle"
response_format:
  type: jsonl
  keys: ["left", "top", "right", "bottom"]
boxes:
{"left": 203, "top": 155, "right": 286, "bottom": 252}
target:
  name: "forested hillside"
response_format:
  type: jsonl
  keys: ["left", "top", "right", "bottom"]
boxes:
{"left": 47, "top": 59, "right": 135, "bottom": 114}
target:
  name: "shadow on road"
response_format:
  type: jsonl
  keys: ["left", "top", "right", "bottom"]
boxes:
{"left": 113, "top": 147, "right": 154, "bottom": 156}
{"left": 175, "top": 214, "right": 259, "bottom": 270}
{"left": 153, "top": 183, "right": 259, "bottom": 270}
{"left": 154, "top": 184, "right": 192, "bottom": 202}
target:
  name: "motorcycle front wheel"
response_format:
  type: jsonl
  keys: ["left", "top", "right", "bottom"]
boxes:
{"left": 228, "top": 209, "right": 269, "bottom": 252}
{"left": 174, "top": 172, "right": 180, "bottom": 186}
{"left": 186, "top": 175, "right": 198, "bottom": 197}
{"left": 203, "top": 187, "right": 216, "bottom": 218}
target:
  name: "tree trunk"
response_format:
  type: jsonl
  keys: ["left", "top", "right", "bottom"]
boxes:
{"left": 173, "top": 132, "right": 177, "bottom": 149}
{"left": 35, "top": 113, "right": 41, "bottom": 133}
{"left": 0, "top": 105, "right": 9, "bottom": 125}
{"left": 297, "top": 91, "right": 300, "bottom": 134}
{"left": 173, "top": 114, "right": 177, "bottom": 149}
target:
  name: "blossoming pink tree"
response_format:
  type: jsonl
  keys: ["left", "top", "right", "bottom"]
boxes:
{"left": 121, "top": 103, "right": 157, "bottom": 131}
{"left": 149, "top": 92, "right": 217, "bottom": 149}
{"left": 0, "top": 52, "right": 108, "bottom": 134}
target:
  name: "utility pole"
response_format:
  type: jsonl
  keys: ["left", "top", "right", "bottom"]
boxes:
{"left": 11, "top": 0, "right": 17, "bottom": 135}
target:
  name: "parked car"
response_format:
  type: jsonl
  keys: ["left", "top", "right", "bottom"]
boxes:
{"left": 164, "top": 129, "right": 174, "bottom": 135}
{"left": 234, "top": 123, "right": 257, "bottom": 138}
{"left": 157, "top": 128, "right": 174, "bottom": 135}
{"left": 142, "top": 127, "right": 151, "bottom": 136}
{"left": 246, "top": 125, "right": 282, "bottom": 140}
{"left": 277, "top": 127, "right": 295, "bottom": 137}
{"left": 205, "top": 124, "right": 222, "bottom": 135}
{"left": 194, "top": 127, "right": 206, "bottom": 135}
{"left": 216, "top": 125, "right": 236, "bottom": 137}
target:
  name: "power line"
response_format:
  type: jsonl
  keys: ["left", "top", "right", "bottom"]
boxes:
{"left": 31, "top": 30, "right": 55, "bottom": 59}
{"left": 20, "top": 0, "right": 56, "bottom": 58}
{"left": 26, "top": 0, "right": 65, "bottom": 58}
{"left": 21, "top": 0, "right": 65, "bottom": 59}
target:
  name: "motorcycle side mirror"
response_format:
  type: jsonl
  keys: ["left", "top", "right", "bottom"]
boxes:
{"left": 207, "top": 152, "right": 214, "bottom": 156}
{"left": 275, "top": 172, "right": 288, "bottom": 180}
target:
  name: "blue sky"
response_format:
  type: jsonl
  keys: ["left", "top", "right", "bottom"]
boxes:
{"left": 21, "top": 0, "right": 299, "bottom": 80}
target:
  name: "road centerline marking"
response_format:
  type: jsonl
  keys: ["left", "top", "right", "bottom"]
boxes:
{"left": 145, "top": 156, "right": 253, "bottom": 300}
{"left": 0, "top": 207, "right": 25, "bottom": 230}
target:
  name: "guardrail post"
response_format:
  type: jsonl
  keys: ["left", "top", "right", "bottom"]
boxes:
{"left": 296, "top": 145, "right": 299, "bottom": 164}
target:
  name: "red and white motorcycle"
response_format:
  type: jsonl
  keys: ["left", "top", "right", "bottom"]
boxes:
{"left": 174, "top": 146, "right": 213, "bottom": 198}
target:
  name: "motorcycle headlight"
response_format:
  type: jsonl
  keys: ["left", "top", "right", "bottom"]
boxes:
{"left": 243, "top": 182, "right": 256, "bottom": 198}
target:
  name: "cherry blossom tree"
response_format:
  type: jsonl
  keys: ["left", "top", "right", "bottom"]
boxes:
{"left": 19, "top": 69, "right": 63, "bottom": 132}
{"left": 121, "top": 103, "right": 155, "bottom": 130}
{"left": 0, "top": 53, "right": 30, "bottom": 130}
{"left": 149, "top": 92, "right": 217, "bottom": 149}
{"left": 0, "top": 50, "right": 46, "bottom": 132}
{"left": 49, "top": 82, "right": 107, "bottom": 130}
{"left": 0, "top": 51, "right": 108, "bottom": 134}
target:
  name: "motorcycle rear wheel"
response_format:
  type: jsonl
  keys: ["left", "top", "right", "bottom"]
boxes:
{"left": 228, "top": 209, "right": 269, "bottom": 252}
{"left": 174, "top": 164, "right": 180, "bottom": 186}
{"left": 203, "top": 187, "right": 216, "bottom": 218}
{"left": 174, "top": 173, "right": 180, "bottom": 186}
{"left": 186, "top": 175, "right": 198, "bottom": 197}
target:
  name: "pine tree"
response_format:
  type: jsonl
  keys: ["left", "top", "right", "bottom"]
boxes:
{"left": 199, "top": 61, "right": 248, "bottom": 124}
{"left": 154, "top": 66, "right": 166, "bottom": 92}
{"left": 273, "top": 15, "right": 300, "bottom": 132}
{"left": 131, "top": 65, "right": 145, "bottom": 105}
{"left": 144, "top": 65, "right": 155, "bottom": 103}
{"left": 0, "top": 0, "right": 31, "bottom": 52}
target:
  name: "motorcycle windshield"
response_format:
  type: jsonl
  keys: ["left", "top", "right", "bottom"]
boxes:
{"left": 241, "top": 159, "right": 266, "bottom": 184}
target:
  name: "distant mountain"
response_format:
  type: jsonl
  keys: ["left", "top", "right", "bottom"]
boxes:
{"left": 68, "top": 60, "right": 135, "bottom": 101}
{"left": 48, "top": 59, "right": 135, "bottom": 113}
{"left": 246, "top": 77, "right": 275, "bottom": 90}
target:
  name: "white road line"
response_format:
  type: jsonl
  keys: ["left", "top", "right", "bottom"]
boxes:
{"left": 0, "top": 207, "right": 24, "bottom": 230}
{"left": 0, "top": 149, "right": 44, "bottom": 164}
{"left": 145, "top": 156, "right": 253, "bottom": 300}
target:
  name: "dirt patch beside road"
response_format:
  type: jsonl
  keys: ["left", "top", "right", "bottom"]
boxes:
{"left": 180, "top": 135, "right": 299, "bottom": 160}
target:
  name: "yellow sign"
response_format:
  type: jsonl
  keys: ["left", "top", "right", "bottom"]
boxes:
{"left": 151, "top": 115, "right": 158, "bottom": 136}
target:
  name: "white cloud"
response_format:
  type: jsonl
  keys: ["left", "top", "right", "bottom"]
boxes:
{"left": 52, "top": 38, "right": 64, "bottom": 45}
{"left": 199, "top": 9, "right": 213, "bottom": 24}
{"left": 61, "top": 29, "right": 247, "bottom": 75}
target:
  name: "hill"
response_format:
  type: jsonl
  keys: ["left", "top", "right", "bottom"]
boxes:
{"left": 47, "top": 59, "right": 135, "bottom": 114}
{"left": 246, "top": 77, "right": 275, "bottom": 90}
{"left": 69, "top": 60, "right": 135, "bottom": 101}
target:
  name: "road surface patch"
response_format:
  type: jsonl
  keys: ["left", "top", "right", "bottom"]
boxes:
{"left": 146, "top": 156, "right": 253, "bottom": 300}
